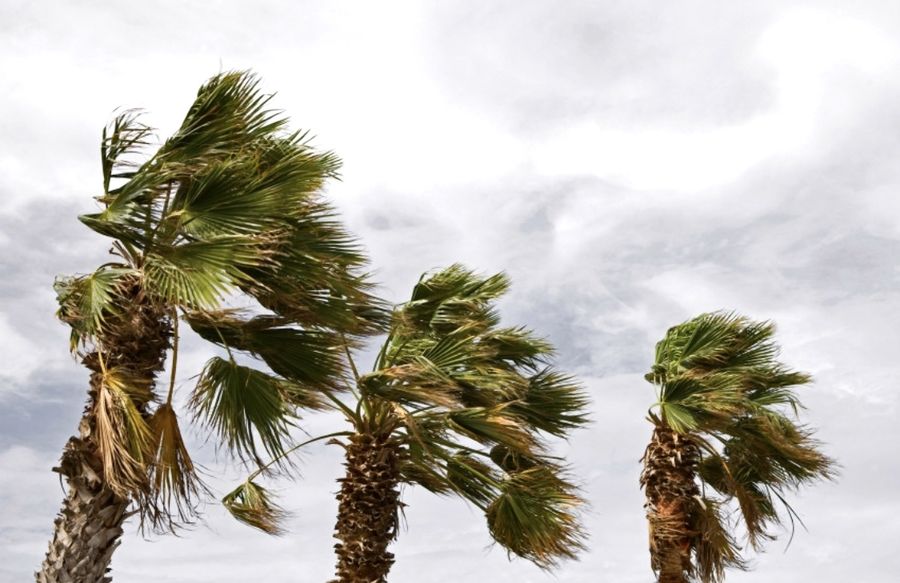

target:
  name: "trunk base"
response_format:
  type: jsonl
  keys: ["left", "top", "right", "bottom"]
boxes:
{"left": 36, "top": 438, "right": 130, "bottom": 583}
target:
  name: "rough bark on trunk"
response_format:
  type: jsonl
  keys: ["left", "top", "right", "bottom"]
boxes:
{"left": 36, "top": 433, "right": 130, "bottom": 583}
{"left": 37, "top": 284, "right": 170, "bottom": 582}
{"left": 331, "top": 433, "right": 402, "bottom": 583}
{"left": 640, "top": 424, "right": 701, "bottom": 583}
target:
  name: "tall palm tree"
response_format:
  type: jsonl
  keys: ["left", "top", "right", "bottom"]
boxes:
{"left": 38, "top": 71, "right": 384, "bottom": 583}
{"left": 640, "top": 311, "right": 836, "bottom": 583}
{"left": 224, "top": 265, "right": 590, "bottom": 582}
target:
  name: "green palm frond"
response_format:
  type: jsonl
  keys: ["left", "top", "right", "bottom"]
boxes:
{"left": 448, "top": 407, "right": 537, "bottom": 453}
{"left": 143, "top": 237, "right": 267, "bottom": 308}
{"left": 446, "top": 452, "right": 502, "bottom": 507}
{"left": 396, "top": 265, "right": 508, "bottom": 337}
{"left": 359, "top": 363, "right": 462, "bottom": 409}
{"left": 160, "top": 71, "right": 286, "bottom": 166}
{"left": 100, "top": 109, "right": 155, "bottom": 194}
{"left": 185, "top": 310, "right": 345, "bottom": 389}
{"left": 478, "top": 326, "right": 554, "bottom": 367}
{"left": 698, "top": 413, "right": 836, "bottom": 547}
{"left": 191, "top": 356, "right": 298, "bottom": 464}
{"left": 506, "top": 369, "right": 590, "bottom": 437}
{"left": 486, "top": 466, "right": 585, "bottom": 568}
{"left": 54, "top": 267, "right": 137, "bottom": 346}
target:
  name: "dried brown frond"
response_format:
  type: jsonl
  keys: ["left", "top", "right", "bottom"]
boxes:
{"left": 92, "top": 365, "right": 154, "bottom": 498}
{"left": 147, "top": 403, "right": 208, "bottom": 527}
{"left": 222, "top": 479, "right": 288, "bottom": 535}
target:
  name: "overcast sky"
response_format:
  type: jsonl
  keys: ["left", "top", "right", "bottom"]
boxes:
{"left": 2, "top": 1, "right": 899, "bottom": 581}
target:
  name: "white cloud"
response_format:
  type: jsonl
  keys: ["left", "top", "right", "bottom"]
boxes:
{"left": 533, "top": 7, "right": 898, "bottom": 191}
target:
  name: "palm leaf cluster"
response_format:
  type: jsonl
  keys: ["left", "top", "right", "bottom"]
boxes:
{"left": 367, "top": 265, "right": 589, "bottom": 567}
{"left": 52, "top": 71, "right": 384, "bottom": 531}
{"left": 230, "top": 265, "right": 590, "bottom": 570}
{"left": 643, "top": 311, "right": 835, "bottom": 582}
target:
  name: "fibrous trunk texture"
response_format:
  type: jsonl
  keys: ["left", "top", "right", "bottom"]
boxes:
{"left": 640, "top": 424, "right": 701, "bottom": 583}
{"left": 37, "top": 284, "right": 169, "bottom": 583}
{"left": 331, "top": 433, "right": 402, "bottom": 583}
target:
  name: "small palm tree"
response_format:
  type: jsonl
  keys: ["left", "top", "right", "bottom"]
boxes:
{"left": 38, "top": 71, "right": 384, "bottom": 582}
{"left": 640, "top": 311, "right": 836, "bottom": 583}
{"left": 225, "top": 265, "right": 590, "bottom": 582}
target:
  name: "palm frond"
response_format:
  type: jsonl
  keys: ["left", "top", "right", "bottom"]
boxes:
{"left": 397, "top": 265, "right": 508, "bottom": 336}
{"left": 692, "top": 496, "right": 747, "bottom": 583}
{"left": 93, "top": 365, "right": 154, "bottom": 497}
{"left": 143, "top": 237, "right": 268, "bottom": 308}
{"left": 185, "top": 310, "right": 346, "bottom": 389}
{"left": 359, "top": 363, "right": 461, "bottom": 409}
{"left": 191, "top": 356, "right": 296, "bottom": 464}
{"left": 448, "top": 407, "right": 537, "bottom": 453}
{"left": 478, "top": 326, "right": 554, "bottom": 367}
{"left": 147, "top": 403, "right": 206, "bottom": 524}
{"left": 160, "top": 71, "right": 286, "bottom": 165}
{"left": 222, "top": 479, "right": 287, "bottom": 535}
{"left": 445, "top": 452, "right": 502, "bottom": 507}
{"left": 506, "top": 369, "right": 590, "bottom": 437}
{"left": 100, "top": 109, "right": 156, "bottom": 195}
{"left": 54, "top": 267, "right": 137, "bottom": 346}
{"left": 486, "top": 466, "right": 585, "bottom": 568}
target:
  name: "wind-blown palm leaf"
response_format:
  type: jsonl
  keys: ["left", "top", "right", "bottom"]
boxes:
{"left": 147, "top": 403, "right": 205, "bottom": 525}
{"left": 100, "top": 110, "right": 155, "bottom": 194}
{"left": 222, "top": 479, "right": 287, "bottom": 535}
{"left": 184, "top": 310, "right": 346, "bottom": 389}
{"left": 486, "top": 466, "right": 585, "bottom": 568}
{"left": 192, "top": 356, "right": 300, "bottom": 464}
{"left": 54, "top": 267, "right": 137, "bottom": 347}
{"left": 93, "top": 365, "right": 155, "bottom": 497}
{"left": 143, "top": 237, "right": 267, "bottom": 308}
{"left": 506, "top": 369, "right": 590, "bottom": 437}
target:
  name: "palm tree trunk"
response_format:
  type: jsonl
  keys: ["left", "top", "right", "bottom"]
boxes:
{"left": 331, "top": 432, "right": 402, "bottom": 583}
{"left": 37, "top": 285, "right": 170, "bottom": 582}
{"left": 36, "top": 427, "right": 130, "bottom": 583}
{"left": 640, "top": 424, "right": 701, "bottom": 583}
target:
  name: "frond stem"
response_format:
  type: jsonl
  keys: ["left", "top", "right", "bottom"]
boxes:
{"left": 166, "top": 309, "right": 179, "bottom": 405}
{"left": 320, "top": 389, "right": 359, "bottom": 424}
{"left": 248, "top": 430, "right": 354, "bottom": 480}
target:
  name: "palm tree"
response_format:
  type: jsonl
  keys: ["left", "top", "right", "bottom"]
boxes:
{"left": 38, "top": 71, "right": 384, "bottom": 582}
{"left": 225, "top": 265, "right": 590, "bottom": 582}
{"left": 640, "top": 311, "right": 836, "bottom": 583}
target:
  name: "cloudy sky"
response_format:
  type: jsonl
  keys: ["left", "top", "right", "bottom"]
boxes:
{"left": 2, "top": 1, "right": 899, "bottom": 581}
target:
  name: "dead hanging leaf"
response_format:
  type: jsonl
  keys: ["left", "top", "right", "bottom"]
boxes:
{"left": 93, "top": 365, "right": 154, "bottom": 497}
{"left": 222, "top": 479, "right": 287, "bottom": 535}
{"left": 148, "top": 403, "right": 206, "bottom": 523}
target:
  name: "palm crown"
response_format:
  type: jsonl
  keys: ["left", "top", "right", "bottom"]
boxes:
{"left": 51, "top": 71, "right": 384, "bottom": 532}
{"left": 641, "top": 311, "right": 835, "bottom": 583}
{"left": 226, "top": 265, "right": 590, "bottom": 580}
